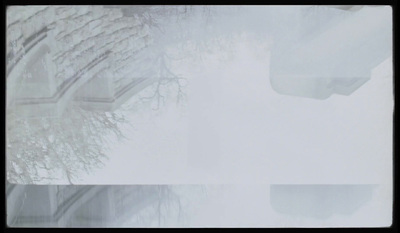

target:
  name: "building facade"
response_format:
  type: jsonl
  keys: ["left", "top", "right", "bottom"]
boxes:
{"left": 6, "top": 182, "right": 172, "bottom": 227}
{"left": 7, "top": 6, "right": 157, "bottom": 118}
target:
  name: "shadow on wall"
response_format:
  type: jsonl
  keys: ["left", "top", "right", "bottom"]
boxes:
{"left": 270, "top": 185, "right": 376, "bottom": 219}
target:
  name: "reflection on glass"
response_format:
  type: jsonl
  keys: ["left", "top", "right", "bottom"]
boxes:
{"left": 6, "top": 6, "right": 392, "bottom": 188}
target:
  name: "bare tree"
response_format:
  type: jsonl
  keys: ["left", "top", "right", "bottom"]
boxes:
{"left": 138, "top": 51, "right": 187, "bottom": 110}
{"left": 124, "top": 5, "right": 234, "bottom": 111}
{"left": 6, "top": 6, "right": 223, "bottom": 184}
{"left": 6, "top": 103, "right": 129, "bottom": 184}
{"left": 123, "top": 185, "right": 211, "bottom": 227}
